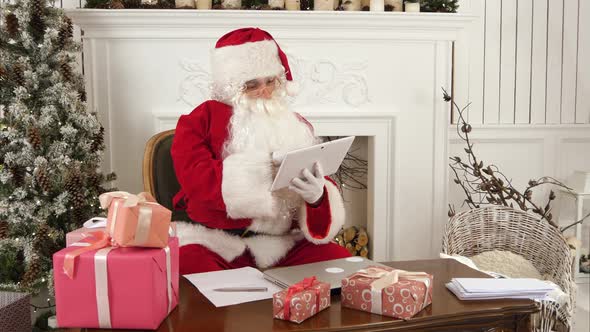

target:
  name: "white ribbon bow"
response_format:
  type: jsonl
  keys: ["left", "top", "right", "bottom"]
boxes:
{"left": 99, "top": 191, "right": 156, "bottom": 209}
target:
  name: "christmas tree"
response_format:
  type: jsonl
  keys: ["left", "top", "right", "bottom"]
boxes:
{"left": 0, "top": 0, "right": 115, "bottom": 294}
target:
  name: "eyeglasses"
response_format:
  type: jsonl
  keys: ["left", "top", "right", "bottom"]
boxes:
{"left": 243, "top": 76, "right": 279, "bottom": 93}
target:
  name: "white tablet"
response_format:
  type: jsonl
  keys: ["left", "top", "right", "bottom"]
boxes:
{"left": 270, "top": 136, "right": 355, "bottom": 191}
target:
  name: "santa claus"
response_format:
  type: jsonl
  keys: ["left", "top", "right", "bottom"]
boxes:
{"left": 171, "top": 28, "right": 350, "bottom": 274}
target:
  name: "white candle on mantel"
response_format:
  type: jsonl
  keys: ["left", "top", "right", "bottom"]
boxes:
{"left": 370, "top": 0, "right": 384, "bottom": 11}
{"left": 175, "top": 0, "right": 195, "bottom": 8}
{"left": 222, "top": 0, "right": 242, "bottom": 9}
{"left": 285, "top": 0, "right": 300, "bottom": 10}
{"left": 404, "top": 1, "right": 420, "bottom": 12}
{"left": 343, "top": 0, "right": 361, "bottom": 11}
{"left": 195, "top": 0, "right": 212, "bottom": 9}
{"left": 269, "top": 0, "right": 285, "bottom": 8}
{"left": 314, "top": 0, "right": 334, "bottom": 10}
{"left": 385, "top": 0, "right": 402, "bottom": 11}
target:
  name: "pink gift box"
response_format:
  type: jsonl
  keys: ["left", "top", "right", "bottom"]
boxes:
{"left": 53, "top": 237, "right": 179, "bottom": 329}
{"left": 341, "top": 266, "right": 433, "bottom": 320}
{"left": 273, "top": 277, "right": 330, "bottom": 324}
{"left": 100, "top": 191, "right": 171, "bottom": 248}
{"left": 66, "top": 227, "right": 105, "bottom": 247}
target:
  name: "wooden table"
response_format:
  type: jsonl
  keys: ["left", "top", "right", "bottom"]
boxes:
{"left": 62, "top": 259, "right": 538, "bottom": 331}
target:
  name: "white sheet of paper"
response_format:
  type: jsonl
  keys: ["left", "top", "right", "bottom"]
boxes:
{"left": 183, "top": 267, "right": 283, "bottom": 307}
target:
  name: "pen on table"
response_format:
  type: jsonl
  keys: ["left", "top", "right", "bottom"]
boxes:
{"left": 212, "top": 287, "right": 268, "bottom": 292}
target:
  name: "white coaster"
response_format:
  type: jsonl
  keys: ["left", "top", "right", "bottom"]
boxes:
{"left": 325, "top": 267, "right": 345, "bottom": 273}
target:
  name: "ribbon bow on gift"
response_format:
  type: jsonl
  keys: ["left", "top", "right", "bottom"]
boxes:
{"left": 283, "top": 276, "right": 321, "bottom": 320}
{"left": 98, "top": 191, "right": 156, "bottom": 209}
{"left": 354, "top": 267, "right": 431, "bottom": 315}
{"left": 63, "top": 231, "right": 111, "bottom": 279}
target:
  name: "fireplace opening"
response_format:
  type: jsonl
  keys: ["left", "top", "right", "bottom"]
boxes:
{"left": 322, "top": 136, "right": 369, "bottom": 257}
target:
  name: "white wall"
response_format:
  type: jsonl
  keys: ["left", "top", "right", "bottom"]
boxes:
{"left": 460, "top": 0, "right": 590, "bottom": 125}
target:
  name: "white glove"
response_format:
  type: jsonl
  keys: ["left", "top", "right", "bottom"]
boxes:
{"left": 289, "top": 162, "right": 325, "bottom": 205}
{"left": 271, "top": 151, "right": 286, "bottom": 166}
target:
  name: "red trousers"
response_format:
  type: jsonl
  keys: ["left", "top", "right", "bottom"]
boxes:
{"left": 179, "top": 240, "right": 351, "bottom": 275}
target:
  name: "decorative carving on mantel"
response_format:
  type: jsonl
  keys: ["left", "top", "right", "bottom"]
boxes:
{"left": 177, "top": 54, "right": 369, "bottom": 108}
{"left": 289, "top": 54, "right": 370, "bottom": 108}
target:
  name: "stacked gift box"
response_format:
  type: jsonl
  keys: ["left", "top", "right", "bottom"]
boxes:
{"left": 53, "top": 191, "right": 179, "bottom": 329}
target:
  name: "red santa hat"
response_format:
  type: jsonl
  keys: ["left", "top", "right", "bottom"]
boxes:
{"left": 210, "top": 27, "right": 300, "bottom": 102}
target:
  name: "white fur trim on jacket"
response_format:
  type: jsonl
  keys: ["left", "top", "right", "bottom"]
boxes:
{"left": 298, "top": 180, "right": 346, "bottom": 245}
{"left": 211, "top": 40, "right": 284, "bottom": 102}
{"left": 175, "top": 222, "right": 246, "bottom": 263}
{"left": 222, "top": 151, "right": 276, "bottom": 219}
{"left": 175, "top": 221, "right": 303, "bottom": 269}
{"left": 243, "top": 232, "right": 304, "bottom": 269}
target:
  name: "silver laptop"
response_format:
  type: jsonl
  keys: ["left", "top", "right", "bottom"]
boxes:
{"left": 263, "top": 257, "right": 389, "bottom": 290}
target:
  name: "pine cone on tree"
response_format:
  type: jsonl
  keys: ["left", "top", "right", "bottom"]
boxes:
{"left": 0, "top": 220, "right": 9, "bottom": 239}
{"left": 29, "top": 0, "right": 46, "bottom": 44}
{"left": 12, "top": 64, "right": 25, "bottom": 86}
{"left": 60, "top": 60, "right": 72, "bottom": 82}
{"left": 57, "top": 17, "right": 73, "bottom": 49}
{"left": 9, "top": 166, "right": 24, "bottom": 186}
{"left": 5, "top": 13, "right": 19, "bottom": 38}
{"left": 32, "top": 223, "right": 52, "bottom": 256}
{"left": 28, "top": 127, "right": 42, "bottom": 150}
{"left": 21, "top": 257, "right": 42, "bottom": 288}
{"left": 91, "top": 126, "right": 105, "bottom": 152}
{"left": 79, "top": 89, "right": 87, "bottom": 102}
{"left": 0, "top": 65, "right": 7, "bottom": 81}
{"left": 72, "top": 208, "right": 86, "bottom": 226}
{"left": 65, "top": 170, "right": 84, "bottom": 206}
{"left": 87, "top": 171, "right": 103, "bottom": 189}
{"left": 35, "top": 167, "right": 51, "bottom": 192}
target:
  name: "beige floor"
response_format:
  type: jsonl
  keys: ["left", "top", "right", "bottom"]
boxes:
{"left": 573, "top": 280, "right": 589, "bottom": 332}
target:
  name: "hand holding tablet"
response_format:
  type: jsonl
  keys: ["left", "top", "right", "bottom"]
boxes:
{"left": 270, "top": 136, "right": 355, "bottom": 191}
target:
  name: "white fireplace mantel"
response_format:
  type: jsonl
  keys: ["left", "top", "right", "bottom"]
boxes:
{"left": 67, "top": 10, "right": 473, "bottom": 37}
{"left": 67, "top": 9, "right": 475, "bottom": 261}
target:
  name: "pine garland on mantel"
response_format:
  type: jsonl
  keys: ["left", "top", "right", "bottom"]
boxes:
{"left": 82, "top": 0, "right": 458, "bottom": 12}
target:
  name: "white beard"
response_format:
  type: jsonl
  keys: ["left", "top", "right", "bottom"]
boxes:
{"left": 223, "top": 88, "right": 319, "bottom": 232}
{"left": 223, "top": 89, "right": 318, "bottom": 158}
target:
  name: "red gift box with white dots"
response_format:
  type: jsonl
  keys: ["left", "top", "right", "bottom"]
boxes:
{"left": 273, "top": 277, "right": 331, "bottom": 324}
{"left": 341, "top": 266, "right": 433, "bottom": 319}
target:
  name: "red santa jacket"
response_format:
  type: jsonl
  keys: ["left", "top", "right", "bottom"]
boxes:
{"left": 171, "top": 100, "right": 346, "bottom": 255}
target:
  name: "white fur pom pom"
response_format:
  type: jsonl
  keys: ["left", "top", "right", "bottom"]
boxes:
{"left": 285, "top": 81, "right": 300, "bottom": 96}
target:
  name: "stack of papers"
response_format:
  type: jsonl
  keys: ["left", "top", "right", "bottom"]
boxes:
{"left": 446, "top": 278, "right": 556, "bottom": 300}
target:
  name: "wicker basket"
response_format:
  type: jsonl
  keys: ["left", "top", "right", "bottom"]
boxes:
{"left": 442, "top": 206, "right": 576, "bottom": 332}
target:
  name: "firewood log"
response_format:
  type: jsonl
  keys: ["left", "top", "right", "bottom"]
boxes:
{"left": 356, "top": 227, "right": 368, "bottom": 246}
{"left": 345, "top": 242, "right": 357, "bottom": 255}
{"left": 359, "top": 246, "right": 369, "bottom": 258}
{"left": 343, "top": 226, "right": 358, "bottom": 243}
